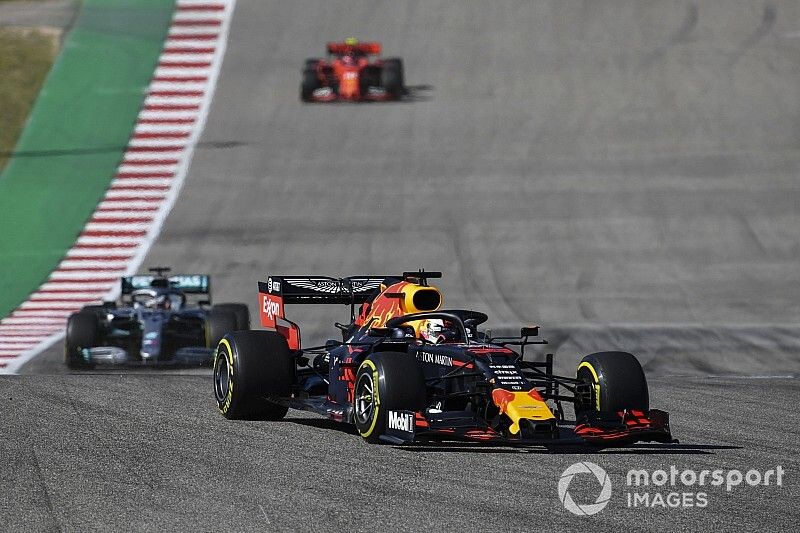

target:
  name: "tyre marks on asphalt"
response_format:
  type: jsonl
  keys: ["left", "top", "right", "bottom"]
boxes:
{"left": 0, "top": 0, "right": 236, "bottom": 373}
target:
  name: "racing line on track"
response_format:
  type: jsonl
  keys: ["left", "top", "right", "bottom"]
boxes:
{"left": 0, "top": 0, "right": 237, "bottom": 374}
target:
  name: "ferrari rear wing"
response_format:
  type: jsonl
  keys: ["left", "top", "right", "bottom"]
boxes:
{"left": 326, "top": 41, "right": 381, "bottom": 55}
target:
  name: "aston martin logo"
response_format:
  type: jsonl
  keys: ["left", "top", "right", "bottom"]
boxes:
{"left": 284, "top": 278, "right": 383, "bottom": 294}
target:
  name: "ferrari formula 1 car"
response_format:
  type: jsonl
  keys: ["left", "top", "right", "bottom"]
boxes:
{"left": 300, "top": 39, "right": 404, "bottom": 102}
{"left": 64, "top": 268, "right": 249, "bottom": 368}
{"left": 213, "top": 271, "right": 674, "bottom": 447}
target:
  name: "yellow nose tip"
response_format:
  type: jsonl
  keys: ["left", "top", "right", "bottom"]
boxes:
{"left": 492, "top": 388, "right": 556, "bottom": 435}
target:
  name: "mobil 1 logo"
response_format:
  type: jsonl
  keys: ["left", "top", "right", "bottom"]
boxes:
{"left": 386, "top": 410, "right": 415, "bottom": 441}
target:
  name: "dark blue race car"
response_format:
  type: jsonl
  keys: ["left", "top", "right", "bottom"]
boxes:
{"left": 213, "top": 271, "right": 675, "bottom": 447}
{"left": 64, "top": 267, "right": 249, "bottom": 368}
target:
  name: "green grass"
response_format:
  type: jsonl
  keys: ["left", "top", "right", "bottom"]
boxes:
{"left": 0, "top": 28, "right": 58, "bottom": 171}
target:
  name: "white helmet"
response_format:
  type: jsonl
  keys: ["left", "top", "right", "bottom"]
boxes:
{"left": 421, "top": 319, "right": 445, "bottom": 343}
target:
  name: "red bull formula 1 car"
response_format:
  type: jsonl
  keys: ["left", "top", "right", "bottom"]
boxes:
{"left": 213, "top": 271, "right": 674, "bottom": 447}
{"left": 300, "top": 39, "right": 404, "bottom": 102}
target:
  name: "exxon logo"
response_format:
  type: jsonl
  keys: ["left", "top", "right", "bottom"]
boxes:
{"left": 263, "top": 296, "right": 280, "bottom": 320}
{"left": 388, "top": 411, "right": 414, "bottom": 432}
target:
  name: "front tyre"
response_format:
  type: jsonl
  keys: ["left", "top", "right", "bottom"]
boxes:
{"left": 214, "top": 331, "right": 293, "bottom": 420}
{"left": 353, "top": 352, "right": 425, "bottom": 443}
{"left": 575, "top": 351, "right": 649, "bottom": 414}
{"left": 64, "top": 312, "right": 98, "bottom": 369}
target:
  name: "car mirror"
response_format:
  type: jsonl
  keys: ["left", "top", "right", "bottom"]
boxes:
{"left": 368, "top": 327, "right": 390, "bottom": 337}
{"left": 521, "top": 326, "right": 539, "bottom": 337}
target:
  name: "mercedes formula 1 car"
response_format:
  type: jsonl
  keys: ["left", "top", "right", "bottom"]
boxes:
{"left": 213, "top": 271, "right": 674, "bottom": 447}
{"left": 64, "top": 268, "right": 249, "bottom": 368}
{"left": 301, "top": 39, "right": 404, "bottom": 102}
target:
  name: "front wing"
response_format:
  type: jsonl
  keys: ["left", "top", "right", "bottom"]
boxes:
{"left": 306, "top": 86, "right": 396, "bottom": 102}
{"left": 380, "top": 409, "right": 675, "bottom": 447}
{"left": 78, "top": 346, "right": 214, "bottom": 367}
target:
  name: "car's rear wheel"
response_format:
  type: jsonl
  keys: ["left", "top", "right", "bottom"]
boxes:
{"left": 575, "top": 351, "right": 649, "bottom": 414}
{"left": 381, "top": 58, "right": 404, "bottom": 99}
{"left": 353, "top": 352, "right": 426, "bottom": 443}
{"left": 64, "top": 312, "right": 98, "bottom": 369}
{"left": 211, "top": 303, "right": 250, "bottom": 331}
{"left": 301, "top": 66, "right": 321, "bottom": 101}
{"left": 359, "top": 65, "right": 381, "bottom": 96}
{"left": 214, "top": 331, "right": 294, "bottom": 420}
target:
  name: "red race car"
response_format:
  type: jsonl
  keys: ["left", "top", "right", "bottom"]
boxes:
{"left": 301, "top": 38, "right": 405, "bottom": 102}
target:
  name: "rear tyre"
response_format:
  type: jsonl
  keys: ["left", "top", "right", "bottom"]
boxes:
{"left": 353, "top": 352, "right": 426, "bottom": 443}
{"left": 214, "top": 331, "right": 293, "bottom": 420}
{"left": 359, "top": 65, "right": 381, "bottom": 97}
{"left": 301, "top": 66, "right": 321, "bottom": 101}
{"left": 575, "top": 351, "right": 649, "bottom": 414}
{"left": 381, "top": 58, "right": 404, "bottom": 99}
{"left": 206, "top": 309, "right": 237, "bottom": 349}
{"left": 64, "top": 312, "right": 98, "bottom": 369}
{"left": 211, "top": 303, "right": 250, "bottom": 331}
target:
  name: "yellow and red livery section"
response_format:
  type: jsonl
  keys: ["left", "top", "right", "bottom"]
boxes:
{"left": 354, "top": 280, "right": 442, "bottom": 330}
{"left": 491, "top": 388, "right": 556, "bottom": 435}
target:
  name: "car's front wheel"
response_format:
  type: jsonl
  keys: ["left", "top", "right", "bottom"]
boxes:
{"left": 64, "top": 312, "right": 98, "bottom": 369}
{"left": 353, "top": 352, "right": 426, "bottom": 443}
{"left": 575, "top": 351, "right": 649, "bottom": 415}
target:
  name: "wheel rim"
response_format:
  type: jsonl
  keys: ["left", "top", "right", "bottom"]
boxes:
{"left": 214, "top": 353, "right": 230, "bottom": 403}
{"left": 354, "top": 371, "right": 376, "bottom": 426}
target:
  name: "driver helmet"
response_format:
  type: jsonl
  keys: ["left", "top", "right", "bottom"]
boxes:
{"left": 420, "top": 319, "right": 455, "bottom": 344}
{"left": 151, "top": 294, "right": 172, "bottom": 310}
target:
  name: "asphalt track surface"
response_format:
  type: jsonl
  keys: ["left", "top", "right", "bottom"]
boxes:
{"left": 10, "top": 0, "right": 800, "bottom": 530}
{"left": 1, "top": 374, "right": 798, "bottom": 531}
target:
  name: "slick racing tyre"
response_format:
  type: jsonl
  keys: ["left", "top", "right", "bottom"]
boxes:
{"left": 214, "top": 331, "right": 294, "bottom": 420}
{"left": 301, "top": 66, "right": 321, "bottom": 101}
{"left": 353, "top": 352, "right": 426, "bottom": 443}
{"left": 381, "top": 58, "right": 404, "bottom": 99}
{"left": 206, "top": 309, "right": 237, "bottom": 349}
{"left": 359, "top": 65, "right": 381, "bottom": 97}
{"left": 575, "top": 351, "right": 649, "bottom": 414}
{"left": 64, "top": 312, "right": 98, "bottom": 369}
{"left": 211, "top": 303, "right": 250, "bottom": 331}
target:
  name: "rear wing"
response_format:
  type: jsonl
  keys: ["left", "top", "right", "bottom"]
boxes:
{"left": 121, "top": 274, "right": 211, "bottom": 295}
{"left": 258, "top": 276, "right": 385, "bottom": 326}
{"left": 258, "top": 276, "right": 385, "bottom": 351}
{"left": 326, "top": 41, "right": 381, "bottom": 55}
{"left": 258, "top": 272, "right": 442, "bottom": 350}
